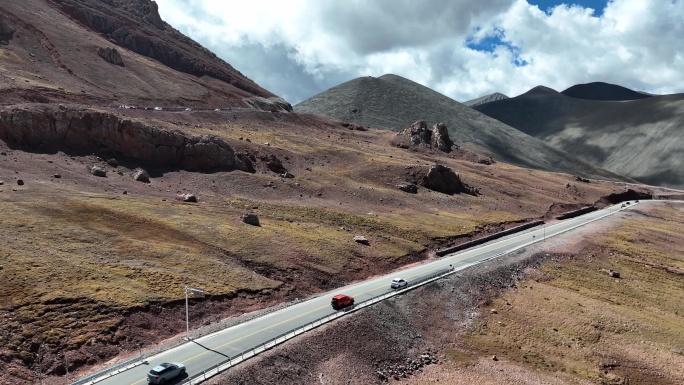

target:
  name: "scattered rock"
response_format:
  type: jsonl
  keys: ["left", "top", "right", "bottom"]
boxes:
{"left": 342, "top": 122, "right": 366, "bottom": 131}
{"left": 574, "top": 175, "right": 590, "bottom": 183}
{"left": 241, "top": 213, "right": 261, "bottom": 226}
{"left": 132, "top": 168, "right": 150, "bottom": 183}
{"left": 478, "top": 156, "right": 496, "bottom": 165}
{"left": 16, "top": 179, "right": 24, "bottom": 185}
{"left": 354, "top": 235, "right": 370, "bottom": 245}
{"left": 600, "top": 268, "right": 621, "bottom": 278}
{"left": 53, "top": 174, "right": 61, "bottom": 178}
{"left": 97, "top": 47, "right": 124, "bottom": 66}
{"left": 176, "top": 193, "right": 197, "bottom": 203}
{"left": 90, "top": 165, "right": 107, "bottom": 177}
{"left": 490, "top": 309, "right": 498, "bottom": 314}
{"left": 106, "top": 158, "right": 119, "bottom": 167}
{"left": 397, "top": 183, "right": 418, "bottom": 194}
{"left": 492, "top": 355, "right": 499, "bottom": 361}
{"left": 262, "top": 154, "right": 287, "bottom": 174}
{"left": 0, "top": 181, "right": 3, "bottom": 185}
{"left": 281, "top": 172, "right": 294, "bottom": 179}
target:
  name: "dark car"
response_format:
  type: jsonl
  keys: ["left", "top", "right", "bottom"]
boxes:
{"left": 147, "top": 362, "right": 185, "bottom": 384}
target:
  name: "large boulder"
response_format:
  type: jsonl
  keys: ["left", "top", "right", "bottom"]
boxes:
{"left": 132, "top": 168, "right": 150, "bottom": 183}
{"left": 90, "top": 165, "right": 107, "bottom": 177}
{"left": 420, "top": 165, "right": 478, "bottom": 195}
{"left": 97, "top": 47, "right": 124, "bottom": 66}
{"left": 241, "top": 213, "right": 261, "bottom": 226}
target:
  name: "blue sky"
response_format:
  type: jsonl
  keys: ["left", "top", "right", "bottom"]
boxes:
{"left": 528, "top": 0, "right": 609, "bottom": 15}
{"left": 156, "top": 0, "right": 684, "bottom": 104}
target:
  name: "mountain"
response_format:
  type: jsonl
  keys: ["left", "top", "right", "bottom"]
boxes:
{"left": 561, "top": 81, "right": 652, "bottom": 101}
{"left": 0, "top": 0, "right": 287, "bottom": 109}
{"left": 462, "top": 92, "right": 509, "bottom": 107}
{"left": 474, "top": 84, "right": 684, "bottom": 189}
{"left": 294, "top": 74, "right": 630, "bottom": 182}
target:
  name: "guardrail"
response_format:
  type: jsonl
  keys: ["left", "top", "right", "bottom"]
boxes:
{"left": 178, "top": 267, "right": 455, "bottom": 385}
{"left": 69, "top": 354, "right": 145, "bottom": 385}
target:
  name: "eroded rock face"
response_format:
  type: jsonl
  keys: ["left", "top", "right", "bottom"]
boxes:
{"left": 97, "top": 47, "right": 124, "bottom": 66}
{"left": 420, "top": 164, "right": 478, "bottom": 195}
{"left": 0, "top": 105, "right": 252, "bottom": 172}
{"left": 0, "top": 15, "right": 15, "bottom": 45}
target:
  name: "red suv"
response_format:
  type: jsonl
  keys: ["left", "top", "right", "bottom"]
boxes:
{"left": 331, "top": 294, "right": 355, "bottom": 310}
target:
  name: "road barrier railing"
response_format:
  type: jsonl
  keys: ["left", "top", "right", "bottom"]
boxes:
{"left": 69, "top": 354, "right": 146, "bottom": 385}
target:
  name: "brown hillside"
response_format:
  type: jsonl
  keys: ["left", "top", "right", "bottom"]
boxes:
{"left": 0, "top": 0, "right": 276, "bottom": 108}
{"left": 0, "top": 1, "right": 681, "bottom": 384}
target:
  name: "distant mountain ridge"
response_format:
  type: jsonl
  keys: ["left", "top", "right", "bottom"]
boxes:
{"left": 561, "top": 82, "right": 652, "bottom": 101}
{"left": 474, "top": 83, "right": 684, "bottom": 189}
{"left": 463, "top": 92, "right": 509, "bottom": 107}
{"left": 295, "top": 74, "right": 631, "bottom": 182}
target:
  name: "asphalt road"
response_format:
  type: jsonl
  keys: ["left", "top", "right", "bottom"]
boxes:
{"left": 84, "top": 201, "right": 648, "bottom": 385}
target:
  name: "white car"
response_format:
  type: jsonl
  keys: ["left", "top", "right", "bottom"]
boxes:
{"left": 390, "top": 278, "right": 408, "bottom": 289}
{"left": 147, "top": 362, "right": 185, "bottom": 383}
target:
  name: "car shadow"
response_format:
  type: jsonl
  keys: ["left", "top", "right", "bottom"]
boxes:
{"left": 163, "top": 371, "right": 188, "bottom": 384}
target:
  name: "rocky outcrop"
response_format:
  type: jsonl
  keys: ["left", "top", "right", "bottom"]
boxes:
{"left": 0, "top": 105, "right": 252, "bottom": 172}
{"left": 397, "top": 121, "right": 453, "bottom": 152}
{"left": 0, "top": 15, "right": 15, "bottom": 45}
{"left": 243, "top": 97, "right": 293, "bottom": 112}
{"left": 97, "top": 47, "right": 124, "bottom": 66}
{"left": 431, "top": 123, "right": 452, "bottom": 152}
{"left": 420, "top": 164, "right": 478, "bottom": 195}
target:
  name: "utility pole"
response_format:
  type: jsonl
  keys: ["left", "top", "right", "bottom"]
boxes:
{"left": 184, "top": 286, "right": 205, "bottom": 340}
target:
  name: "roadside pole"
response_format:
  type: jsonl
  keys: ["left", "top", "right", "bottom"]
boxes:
{"left": 184, "top": 286, "right": 206, "bottom": 340}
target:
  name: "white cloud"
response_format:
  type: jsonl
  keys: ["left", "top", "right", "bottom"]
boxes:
{"left": 155, "top": 0, "right": 684, "bottom": 103}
